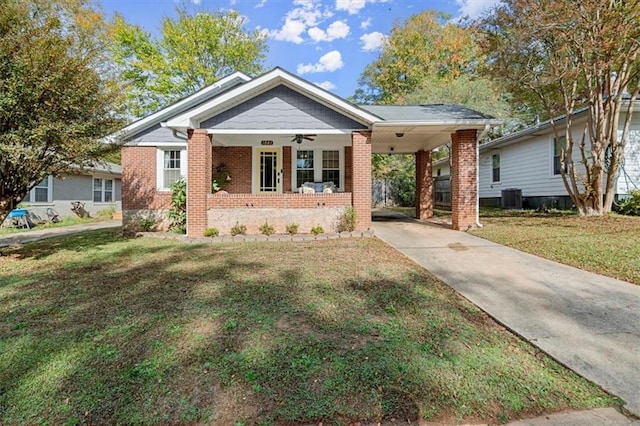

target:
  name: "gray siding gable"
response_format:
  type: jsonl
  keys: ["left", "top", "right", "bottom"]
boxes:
{"left": 128, "top": 123, "right": 184, "bottom": 144}
{"left": 201, "top": 85, "right": 367, "bottom": 130}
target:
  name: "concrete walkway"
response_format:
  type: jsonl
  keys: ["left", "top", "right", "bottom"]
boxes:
{"left": 0, "top": 219, "right": 121, "bottom": 247}
{"left": 372, "top": 211, "right": 640, "bottom": 420}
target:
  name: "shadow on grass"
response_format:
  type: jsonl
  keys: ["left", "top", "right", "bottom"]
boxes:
{"left": 0, "top": 236, "right": 619, "bottom": 424}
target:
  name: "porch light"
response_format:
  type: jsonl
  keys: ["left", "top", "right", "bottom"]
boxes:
{"left": 395, "top": 132, "right": 404, "bottom": 138}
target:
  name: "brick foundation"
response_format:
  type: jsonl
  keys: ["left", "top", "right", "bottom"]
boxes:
{"left": 451, "top": 129, "right": 478, "bottom": 230}
{"left": 415, "top": 150, "right": 433, "bottom": 220}
{"left": 351, "top": 131, "right": 372, "bottom": 230}
{"left": 187, "top": 129, "right": 212, "bottom": 237}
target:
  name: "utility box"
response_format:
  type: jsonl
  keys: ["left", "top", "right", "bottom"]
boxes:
{"left": 501, "top": 189, "right": 522, "bottom": 209}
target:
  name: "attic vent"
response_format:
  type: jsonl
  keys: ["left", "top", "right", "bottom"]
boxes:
{"left": 501, "top": 188, "right": 522, "bottom": 209}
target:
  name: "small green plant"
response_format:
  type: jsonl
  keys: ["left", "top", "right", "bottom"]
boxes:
{"left": 203, "top": 227, "right": 219, "bottom": 237}
{"left": 139, "top": 218, "right": 155, "bottom": 232}
{"left": 619, "top": 190, "right": 640, "bottom": 216}
{"left": 259, "top": 221, "right": 275, "bottom": 236}
{"left": 230, "top": 222, "right": 247, "bottom": 236}
{"left": 311, "top": 225, "right": 324, "bottom": 235}
{"left": 285, "top": 223, "right": 299, "bottom": 235}
{"left": 168, "top": 178, "right": 186, "bottom": 234}
{"left": 96, "top": 205, "right": 116, "bottom": 219}
{"left": 336, "top": 206, "right": 356, "bottom": 232}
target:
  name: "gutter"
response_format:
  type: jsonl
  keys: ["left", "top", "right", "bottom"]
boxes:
{"left": 475, "top": 124, "right": 492, "bottom": 229}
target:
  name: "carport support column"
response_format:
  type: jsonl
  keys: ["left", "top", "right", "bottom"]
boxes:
{"left": 451, "top": 129, "right": 478, "bottom": 231}
{"left": 351, "top": 130, "right": 372, "bottom": 230}
{"left": 415, "top": 149, "right": 433, "bottom": 220}
{"left": 187, "top": 129, "right": 212, "bottom": 237}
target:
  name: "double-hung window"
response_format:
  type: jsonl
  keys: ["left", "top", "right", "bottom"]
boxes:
{"left": 93, "top": 178, "right": 114, "bottom": 203}
{"left": 294, "top": 148, "right": 342, "bottom": 190}
{"left": 27, "top": 176, "right": 52, "bottom": 203}
{"left": 157, "top": 148, "right": 187, "bottom": 190}
{"left": 553, "top": 136, "right": 567, "bottom": 175}
{"left": 492, "top": 153, "right": 501, "bottom": 183}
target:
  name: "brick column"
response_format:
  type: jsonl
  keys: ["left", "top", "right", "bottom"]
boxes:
{"left": 351, "top": 131, "right": 372, "bottom": 230}
{"left": 415, "top": 149, "right": 433, "bottom": 220}
{"left": 187, "top": 129, "right": 212, "bottom": 237}
{"left": 451, "top": 129, "right": 478, "bottom": 230}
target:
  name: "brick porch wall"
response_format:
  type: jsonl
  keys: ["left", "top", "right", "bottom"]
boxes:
{"left": 351, "top": 131, "right": 372, "bottom": 230}
{"left": 451, "top": 129, "right": 478, "bottom": 230}
{"left": 121, "top": 146, "right": 171, "bottom": 210}
{"left": 213, "top": 146, "right": 252, "bottom": 193}
{"left": 344, "top": 146, "right": 353, "bottom": 193}
{"left": 187, "top": 129, "right": 212, "bottom": 237}
{"left": 208, "top": 192, "right": 352, "bottom": 208}
{"left": 415, "top": 149, "right": 433, "bottom": 220}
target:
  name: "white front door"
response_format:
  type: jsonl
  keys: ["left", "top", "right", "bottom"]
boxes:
{"left": 254, "top": 147, "right": 282, "bottom": 193}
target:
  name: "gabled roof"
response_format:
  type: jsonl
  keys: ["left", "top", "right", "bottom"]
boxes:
{"left": 361, "top": 104, "right": 494, "bottom": 121}
{"left": 164, "top": 67, "right": 382, "bottom": 130}
{"left": 109, "top": 71, "right": 251, "bottom": 142}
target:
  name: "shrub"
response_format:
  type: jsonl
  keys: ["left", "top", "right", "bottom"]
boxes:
{"left": 259, "top": 221, "right": 275, "bottom": 236}
{"left": 203, "top": 227, "right": 219, "bottom": 237}
{"left": 336, "top": 207, "right": 356, "bottom": 232}
{"left": 285, "top": 223, "right": 299, "bottom": 235}
{"left": 230, "top": 222, "right": 247, "bottom": 236}
{"left": 619, "top": 190, "right": 640, "bottom": 216}
{"left": 311, "top": 225, "right": 324, "bottom": 235}
{"left": 96, "top": 205, "right": 116, "bottom": 219}
{"left": 139, "top": 218, "right": 155, "bottom": 232}
{"left": 168, "top": 178, "right": 186, "bottom": 234}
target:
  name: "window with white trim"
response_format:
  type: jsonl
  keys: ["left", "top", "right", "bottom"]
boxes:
{"left": 157, "top": 148, "right": 187, "bottom": 190}
{"left": 553, "top": 136, "right": 567, "bottom": 175}
{"left": 322, "top": 150, "right": 340, "bottom": 187}
{"left": 492, "top": 153, "right": 500, "bottom": 183}
{"left": 93, "top": 178, "right": 114, "bottom": 203}
{"left": 296, "top": 150, "right": 314, "bottom": 188}
{"left": 293, "top": 148, "right": 342, "bottom": 190}
{"left": 27, "top": 176, "right": 52, "bottom": 203}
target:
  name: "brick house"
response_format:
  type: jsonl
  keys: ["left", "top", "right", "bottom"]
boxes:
{"left": 114, "top": 68, "right": 499, "bottom": 236}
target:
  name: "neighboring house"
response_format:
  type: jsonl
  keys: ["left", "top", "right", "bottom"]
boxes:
{"left": 112, "top": 67, "right": 499, "bottom": 236}
{"left": 20, "top": 162, "right": 122, "bottom": 220}
{"left": 478, "top": 104, "right": 640, "bottom": 209}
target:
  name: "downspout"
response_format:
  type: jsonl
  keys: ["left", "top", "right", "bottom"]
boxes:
{"left": 475, "top": 124, "right": 491, "bottom": 228}
{"left": 160, "top": 122, "right": 188, "bottom": 141}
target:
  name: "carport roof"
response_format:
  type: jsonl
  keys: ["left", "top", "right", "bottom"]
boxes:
{"left": 360, "top": 104, "right": 494, "bottom": 121}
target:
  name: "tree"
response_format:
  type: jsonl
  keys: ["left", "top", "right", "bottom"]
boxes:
{"left": 0, "top": 0, "right": 123, "bottom": 223}
{"left": 354, "top": 11, "right": 482, "bottom": 104}
{"left": 479, "top": 0, "right": 640, "bottom": 216}
{"left": 110, "top": 7, "right": 268, "bottom": 117}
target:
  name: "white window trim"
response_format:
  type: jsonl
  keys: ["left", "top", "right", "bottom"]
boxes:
{"left": 156, "top": 148, "right": 187, "bottom": 191}
{"left": 92, "top": 177, "right": 115, "bottom": 203}
{"left": 551, "top": 136, "right": 567, "bottom": 178}
{"left": 491, "top": 152, "right": 501, "bottom": 184}
{"left": 28, "top": 175, "right": 53, "bottom": 204}
{"left": 291, "top": 147, "right": 344, "bottom": 192}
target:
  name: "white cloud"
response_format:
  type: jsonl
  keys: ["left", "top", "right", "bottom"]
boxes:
{"left": 256, "top": 0, "right": 268, "bottom": 7}
{"left": 455, "top": 0, "right": 502, "bottom": 19}
{"left": 360, "top": 31, "right": 386, "bottom": 52}
{"left": 360, "top": 17, "right": 372, "bottom": 30}
{"left": 308, "top": 20, "right": 350, "bottom": 42}
{"left": 297, "top": 50, "right": 344, "bottom": 74}
{"left": 265, "top": 0, "right": 333, "bottom": 43}
{"left": 190, "top": 0, "right": 202, "bottom": 4}
{"left": 269, "top": 18, "right": 307, "bottom": 43}
{"left": 315, "top": 81, "right": 337, "bottom": 91}
{"left": 335, "top": 0, "right": 388, "bottom": 15}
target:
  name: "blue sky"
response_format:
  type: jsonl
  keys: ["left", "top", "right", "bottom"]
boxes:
{"left": 100, "top": 0, "right": 500, "bottom": 98}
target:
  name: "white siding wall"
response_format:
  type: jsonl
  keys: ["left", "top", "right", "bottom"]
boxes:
{"left": 479, "top": 126, "right": 587, "bottom": 199}
{"left": 617, "top": 114, "right": 640, "bottom": 195}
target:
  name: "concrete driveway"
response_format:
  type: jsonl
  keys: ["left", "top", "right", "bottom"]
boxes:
{"left": 372, "top": 211, "right": 640, "bottom": 418}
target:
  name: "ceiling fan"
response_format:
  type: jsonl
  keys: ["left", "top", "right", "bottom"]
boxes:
{"left": 290, "top": 134, "right": 317, "bottom": 144}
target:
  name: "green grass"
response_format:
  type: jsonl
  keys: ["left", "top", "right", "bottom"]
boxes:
{"left": 472, "top": 213, "right": 640, "bottom": 285}
{"left": 0, "top": 216, "right": 101, "bottom": 236}
{"left": 0, "top": 231, "right": 620, "bottom": 424}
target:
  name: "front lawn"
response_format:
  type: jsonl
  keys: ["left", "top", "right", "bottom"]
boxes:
{"left": 472, "top": 213, "right": 640, "bottom": 285}
{"left": 0, "top": 231, "right": 620, "bottom": 424}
